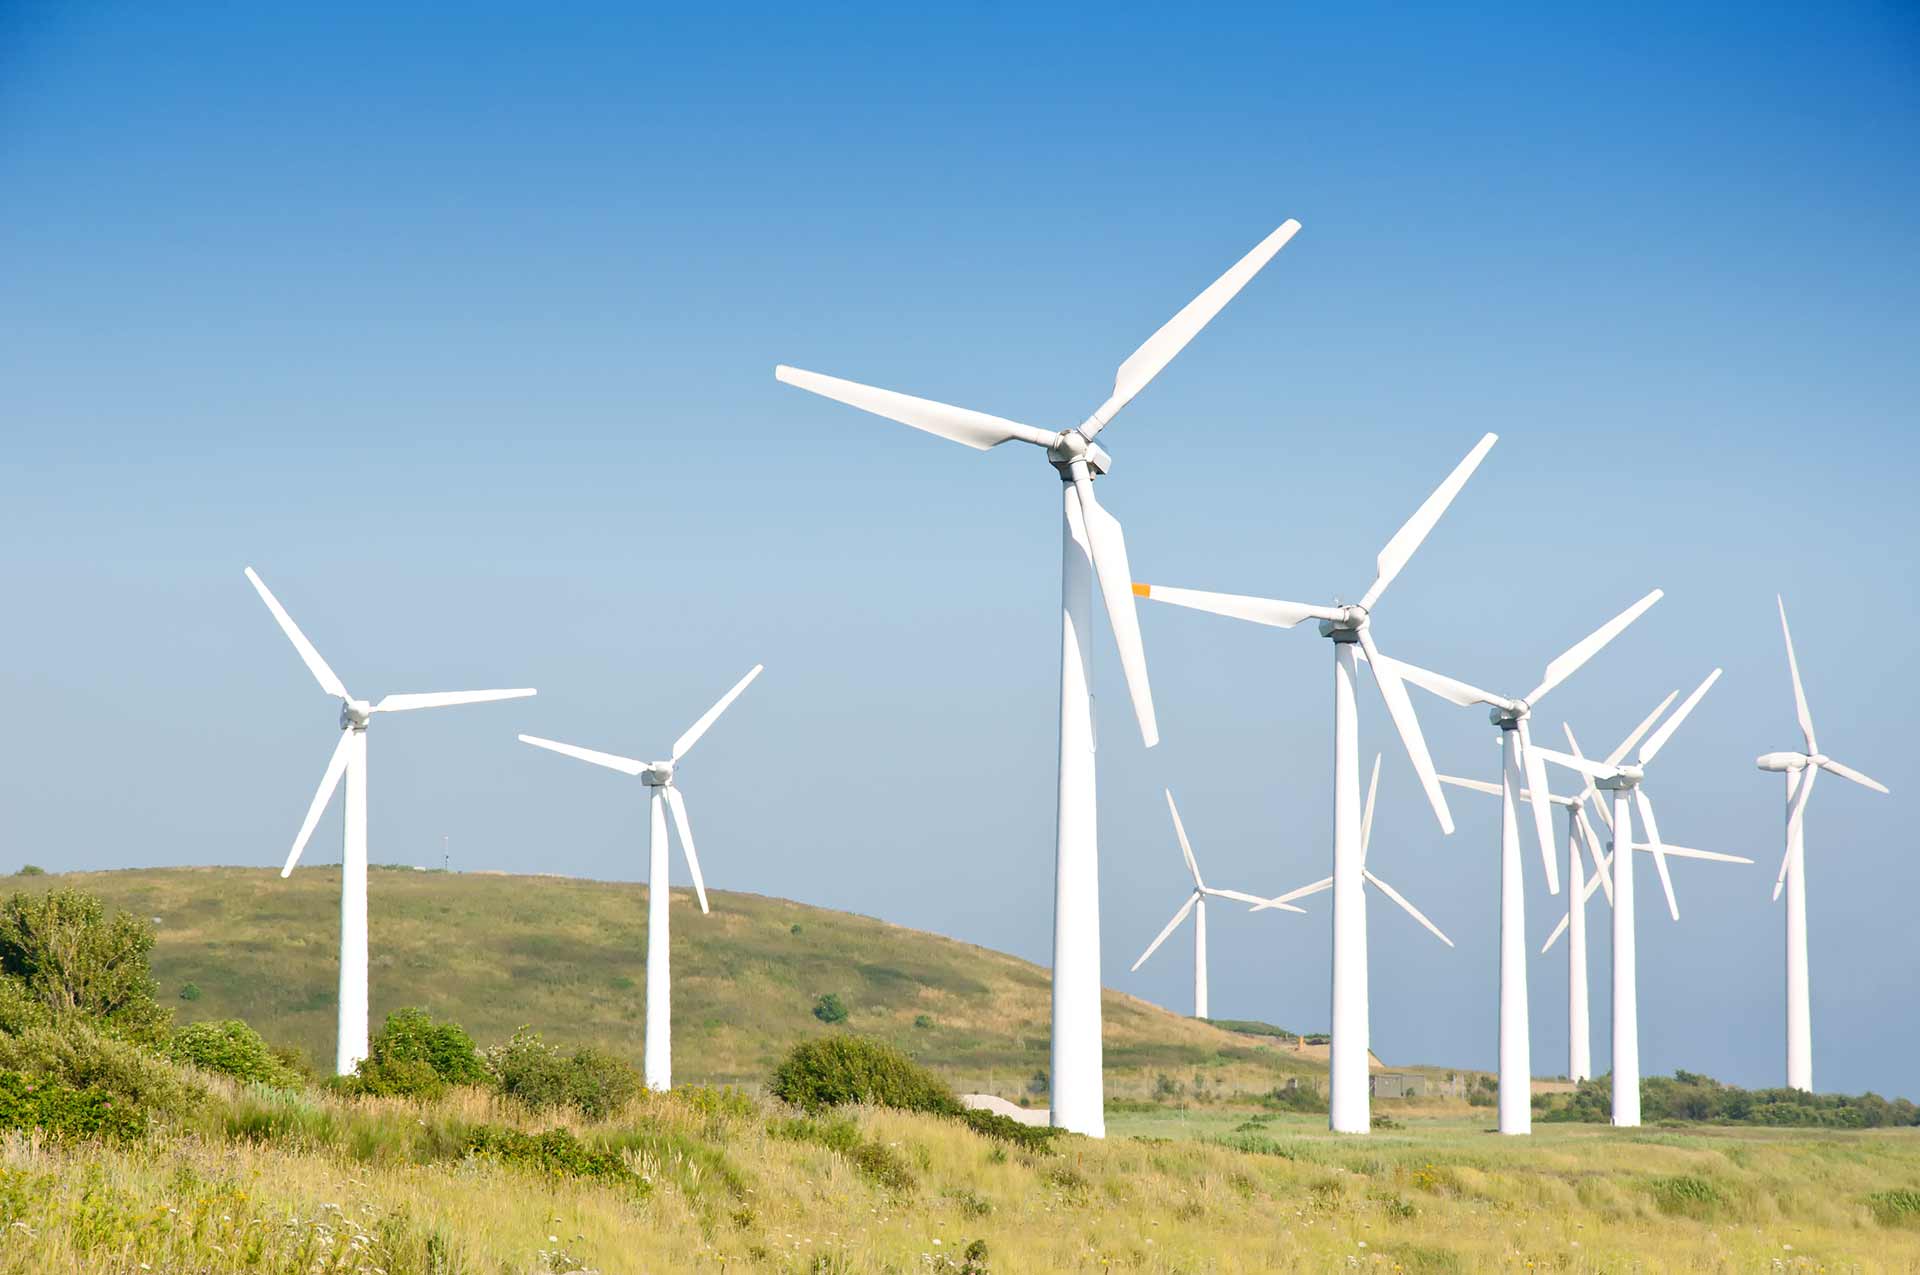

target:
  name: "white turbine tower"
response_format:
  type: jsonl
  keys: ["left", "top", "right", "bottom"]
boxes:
{"left": 1761, "top": 597, "right": 1889, "bottom": 1092}
{"left": 1131, "top": 790, "right": 1304, "bottom": 1019}
{"left": 518, "top": 664, "right": 762, "bottom": 1093}
{"left": 1531, "top": 672, "right": 1751, "bottom": 1126}
{"left": 244, "top": 567, "right": 536, "bottom": 1076}
{"left": 1443, "top": 772, "right": 1614, "bottom": 1082}
{"left": 1135, "top": 433, "right": 1495, "bottom": 1133}
{"left": 1254, "top": 755, "right": 1457, "bottom": 950}
{"left": 1376, "top": 588, "right": 1663, "bottom": 1133}
{"left": 775, "top": 222, "right": 1300, "bottom": 1136}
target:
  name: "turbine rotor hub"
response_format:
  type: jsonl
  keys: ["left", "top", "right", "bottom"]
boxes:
{"left": 339, "top": 700, "right": 372, "bottom": 730}
{"left": 1317, "top": 604, "right": 1368, "bottom": 641}
{"left": 1491, "top": 700, "right": 1530, "bottom": 729}
{"left": 1598, "top": 766, "right": 1644, "bottom": 790}
{"left": 641, "top": 763, "right": 675, "bottom": 787}
{"left": 1047, "top": 429, "right": 1112, "bottom": 478}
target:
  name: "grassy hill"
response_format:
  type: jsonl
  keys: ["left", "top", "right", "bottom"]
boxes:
{"left": 25, "top": 866, "right": 1324, "bottom": 1098}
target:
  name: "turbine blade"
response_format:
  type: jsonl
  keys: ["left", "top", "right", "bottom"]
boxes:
{"left": 1518, "top": 719, "right": 1561, "bottom": 895}
{"left": 1251, "top": 877, "right": 1332, "bottom": 911}
{"left": 375, "top": 689, "right": 535, "bottom": 713}
{"left": 244, "top": 568, "right": 348, "bottom": 699}
{"left": 1131, "top": 893, "right": 1199, "bottom": 971}
{"left": 1605, "top": 690, "right": 1680, "bottom": 768}
{"left": 1541, "top": 911, "right": 1571, "bottom": 954}
{"left": 1363, "top": 869, "right": 1454, "bottom": 947}
{"left": 1439, "top": 773, "right": 1506, "bottom": 799}
{"left": 1539, "top": 849, "right": 1612, "bottom": 955}
{"left": 1778, "top": 596, "right": 1817, "bottom": 755}
{"left": 1576, "top": 806, "right": 1614, "bottom": 905}
{"left": 1206, "top": 886, "right": 1303, "bottom": 913}
{"left": 1131, "top": 583, "right": 1342, "bottom": 629}
{"left": 1083, "top": 221, "right": 1302, "bottom": 438}
{"left": 517, "top": 734, "right": 648, "bottom": 776}
{"left": 672, "top": 664, "right": 765, "bottom": 762}
{"left": 1370, "top": 650, "right": 1507, "bottom": 709}
{"left": 1072, "top": 474, "right": 1157, "bottom": 746}
{"left": 1530, "top": 745, "right": 1618, "bottom": 781}
{"left": 1360, "top": 753, "right": 1382, "bottom": 862}
{"left": 665, "top": 786, "right": 709, "bottom": 914}
{"left": 1636, "top": 843, "right": 1754, "bottom": 864}
{"left": 1633, "top": 788, "right": 1680, "bottom": 921}
{"left": 1524, "top": 589, "right": 1664, "bottom": 705}
{"left": 283, "top": 732, "right": 352, "bottom": 877}
{"left": 1817, "top": 757, "right": 1888, "bottom": 795}
{"left": 1639, "top": 669, "right": 1722, "bottom": 765}
{"left": 1776, "top": 765, "right": 1817, "bottom": 900}
{"left": 1358, "top": 629, "right": 1454, "bottom": 835}
{"left": 773, "top": 366, "right": 1055, "bottom": 450}
{"left": 1165, "top": 790, "right": 1203, "bottom": 888}
{"left": 1357, "top": 433, "right": 1498, "bottom": 612}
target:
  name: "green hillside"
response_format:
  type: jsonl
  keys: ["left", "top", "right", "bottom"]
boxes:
{"left": 26, "top": 866, "right": 1322, "bottom": 1097}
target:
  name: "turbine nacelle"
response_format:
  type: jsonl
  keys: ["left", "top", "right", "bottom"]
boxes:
{"left": 640, "top": 762, "right": 676, "bottom": 787}
{"left": 340, "top": 700, "right": 373, "bottom": 730}
{"left": 1595, "top": 766, "right": 1644, "bottom": 790}
{"left": 1757, "top": 751, "right": 1809, "bottom": 772}
{"left": 1315, "top": 605, "right": 1369, "bottom": 640}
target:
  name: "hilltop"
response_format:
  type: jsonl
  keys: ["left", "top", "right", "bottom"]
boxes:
{"left": 23, "top": 866, "right": 1328, "bottom": 1098}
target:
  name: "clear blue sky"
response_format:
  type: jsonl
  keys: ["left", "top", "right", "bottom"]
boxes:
{"left": 3, "top": 0, "right": 1916, "bottom": 1094}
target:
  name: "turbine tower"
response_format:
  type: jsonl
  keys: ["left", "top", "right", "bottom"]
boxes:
{"left": 1444, "top": 772, "right": 1613, "bottom": 1082}
{"left": 1131, "top": 789, "right": 1303, "bottom": 1019}
{"left": 1761, "top": 597, "right": 1889, "bottom": 1092}
{"left": 1135, "top": 432, "right": 1495, "bottom": 1133}
{"left": 775, "top": 222, "right": 1300, "bottom": 1135}
{"left": 244, "top": 567, "right": 535, "bottom": 1076}
{"left": 1531, "top": 673, "right": 1751, "bottom": 1126}
{"left": 519, "top": 664, "right": 763, "bottom": 1092}
{"left": 1380, "top": 588, "right": 1662, "bottom": 1133}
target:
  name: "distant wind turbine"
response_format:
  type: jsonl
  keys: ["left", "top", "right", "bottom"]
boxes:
{"left": 1531, "top": 673, "right": 1751, "bottom": 1126}
{"left": 1131, "top": 790, "right": 1303, "bottom": 1020}
{"left": 776, "top": 222, "right": 1301, "bottom": 1136}
{"left": 244, "top": 567, "right": 535, "bottom": 1076}
{"left": 519, "top": 664, "right": 762, "bottom": 1092}
{"left": 1760, "top": 597, "right": 1889, "bottom": 1093}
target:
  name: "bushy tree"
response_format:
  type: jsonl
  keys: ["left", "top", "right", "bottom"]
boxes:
{"left": 483, "top": 1028, "right": 640, "bottom": 1119}
{"left": 168, "top": 1019, "right": 300, "bottom": 1088}
{"left": 348, "top": 1008, "right": 486, "bottom": 1098}
{"left": 812, "top": 993, "right": 849, "bottom": 1024}
{"left": 769, "top": 1035, "right": 958, "bottom": 1116}
{"left": 0, "top": 889, "right": 168, "bottom": 1041}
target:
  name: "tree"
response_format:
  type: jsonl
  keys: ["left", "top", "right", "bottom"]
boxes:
{"left": 0, "top": 889, "right": 168, "bottom": 1040}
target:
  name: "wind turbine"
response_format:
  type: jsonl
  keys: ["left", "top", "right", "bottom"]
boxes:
{"left": 1443, "top": 771, "right": 1613, "bottom": 1083}
{"left": 244, "top": 567, "right": 535, "bottom": 1076}
{"left": 519, "top": 664, "right": 763, "bottom": 1092}
{"left": 1131, "top": 790, "right": 1303, "bottom": 1020}
{"left": 1761, "top": 597, "right": 1889, "bottom": 1092}
{"left": 1530, "top": 672, "right": 1752, "bottom": 1126}
{"left": 774, "top": 222, "right": 1300, "bottom": 1136}
{"left": 1134, "top": 432, "right": 1494, "bottom": 1133}
{"left": 1376, "top": 588, "right": 1663, "bottom": 1133}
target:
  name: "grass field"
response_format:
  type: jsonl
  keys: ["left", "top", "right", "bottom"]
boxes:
{"left": 6, "top": 1078, "right": 1920, "bottom": 1273}
{"left": 24, "top": 867, "right": 1325, "bottom": 1100}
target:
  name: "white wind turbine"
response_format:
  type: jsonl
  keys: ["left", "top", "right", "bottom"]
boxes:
{"left": 1131, "top": 790, "right": 1304, "bottom": 1020}
{"left": 1375, "top": 589, "right": 1663, "bottom": 1133}
{"left": 1134, "top": 432, "right": 1495, "bottom": 1133}
{"left": 1761, "top": 597, "right": 1889, "bottom": 1092}
{"left": 519, "top": 664, "right": 763, "bottom": 1093}
{"left": 1442, "top": 771, "right": 1613, "bottom": 1083}
{"left": 244, "top": 567, "right": 536, "bottom": 1076}
{"left": 1530, "top": 673, "right": 1752, "bottom": 1126}
{"left": 775, "top": 222, "right": 1300, "bottom": 1136}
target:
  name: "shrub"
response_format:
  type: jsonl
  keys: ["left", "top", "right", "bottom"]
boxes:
{"left": 0, "top": 1069, "right": 142, "bottom": 1141}
{"left": 167, "top": 1019, "right": 300, "bottom": 1088}
{"left": 1649, "top": 1174, "right": 1724, "bottom": 1217}
{"left": 484, "top": 1028, "right": 642, "bottom": 1119}
{"left": 913, "top": 1014, "right": 934, "bottom": 1030}
{"left": 812, "top": 993, "right": 849, "bottom": 1024}
{"left": 0, "top": 1019, "right": 201, "bottom": 1118}
{"left": 1263, "top": 1083, "right": 1328, "bottom": 1114}
{"left": 13, "top": 867, "right": 44, "bottom": 878}
{"left": 1026, "top": 1069, "right": 1049, "bottom": 1097}
{"left": 178, "top": 983, "right": 202, "bottom": 1002}
{"left": 0, "top": 888, "right": 169, "bottom": 1041}
{"left": 769, "top": 1035, "right": 959, "bottom": 1115}
{"left": 1869, "top": 1188, "right": 1920, "bottom": 1226}
{"left": 959, "top": 1107, "right": 1066, "bottom": 1153}
{"left": 465, "top": 1125, "right": 648, "bottom": 1191}
{"left": 349, "top": 1008, "right": 486, "bottom": 1098}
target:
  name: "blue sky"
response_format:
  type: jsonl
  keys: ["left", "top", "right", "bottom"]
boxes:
{"left": 2, "top": 0, "right": 1916, "bottom": 1094}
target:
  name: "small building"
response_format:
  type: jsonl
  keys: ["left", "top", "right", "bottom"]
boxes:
{"left": 1370, "top": 1072, "right": 1426, "bottom": 1099}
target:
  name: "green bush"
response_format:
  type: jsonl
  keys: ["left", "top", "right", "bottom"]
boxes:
{"left": 348, "top": 1008, "right": 486, "bottom": 1098}
{"left": 13, "top": 867, "right": 44, "bottom": 878}
{"left": 769, "top": 1035, "right": 959, "bottom": 1116}
{"left": 812, "top": 993, "right": 849, "bottom": 1024}
{"left": 0, "top": 1069, "right": 142, "bottom": 1141}
{"left": 1649, "top": 1174, "right": 1724, "bottom": 1217}
{"left": 465, "top": 1125, "right": 648, "bottom": 1192}
{"left": 484, "top": 1028, "right": 641, "bottom": 1119}
{"left": 0, "top": 888, "right": 170, "bottom": 1041}
{"left": 913, "top": 1014, "right": 934, "bottom": 1030}
{"left": 958, "top": 1107, "right": 1067, "bottom": 1153}
{"left": 0, "top": 1019, "right": 201, "bottom": 1118}
{"left": 1868, "top": 1188, "right": 1920, "bottom": 1227}
{"left": 177, "top": 983, "right": 201, "bottom": 1002}
{"left": 167, "top": 1019, "right": 300, "bottom": 1088}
